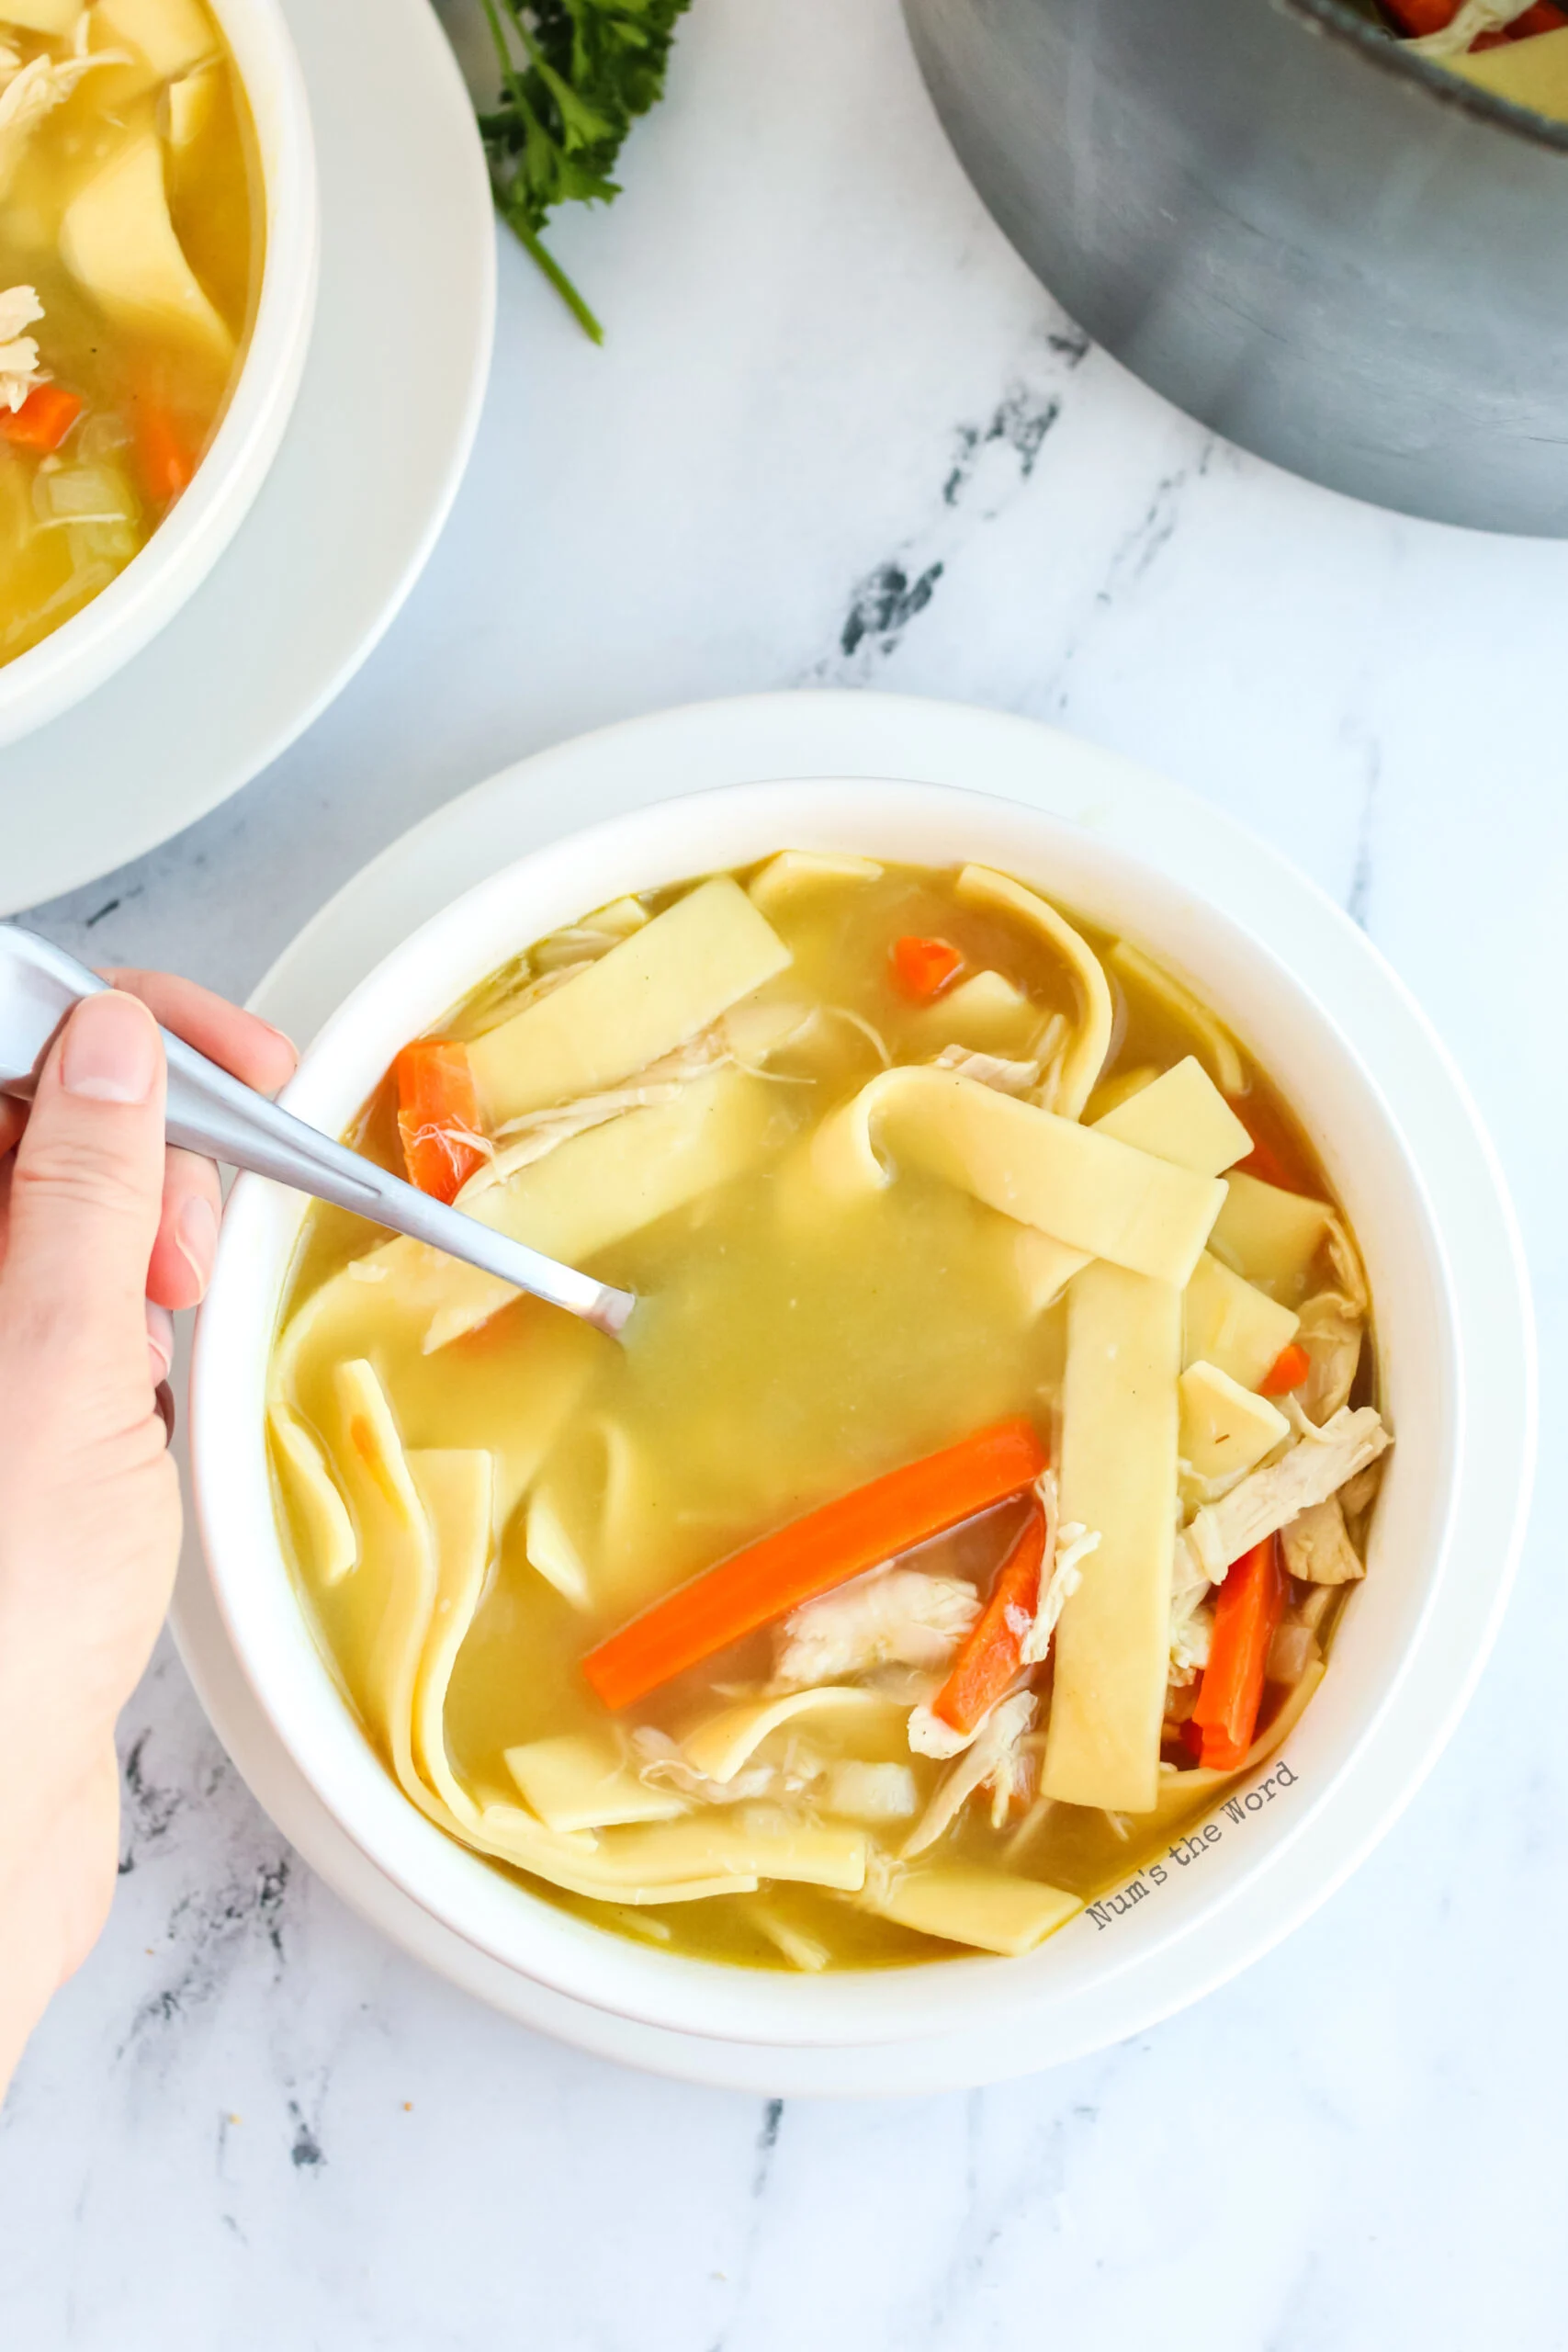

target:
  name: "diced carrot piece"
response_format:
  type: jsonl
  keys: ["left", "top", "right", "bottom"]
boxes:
{"left": 1258, "top": 1341, "right": 1313, "bottom": 1396}
{"left": 891, "top": 934, "right": 963, "bottom": 1001}
{"left": 1226, "top": 1094, "right": 1317, "bottom": 1194}
{"left": 582, "top": 1416, "right": 1048, "bottom": 1712}
{"left": 394, "top": 1039, "right": 488, "bottom": 1204}
{"left": 930, "top": 1502, "right": 1046, "bottom": 1736}
{"left": 134, "top": 404, "right": 197, "bottom": 504}
{"left": 1190, "top": 1536, "right": 1286, "bottom": 1770}
{"left": 1, "top": 383, "right": 83, "bottom": 453}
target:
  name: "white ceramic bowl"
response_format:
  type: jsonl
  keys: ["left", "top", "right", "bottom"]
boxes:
{"left": 192, "top": 775, "right": 1494, "bottom": 2054}
{"left": 0, "top": 0, "right": 318, "bottom": 749}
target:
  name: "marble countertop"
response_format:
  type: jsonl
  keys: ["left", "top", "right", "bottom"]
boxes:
{"left": 5, "top": 1, "right": 1564, "bottom": 2343}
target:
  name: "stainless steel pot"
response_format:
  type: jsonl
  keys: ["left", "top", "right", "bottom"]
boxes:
{"left": 902, "top": 0, "right": 1568, "bottom": 535}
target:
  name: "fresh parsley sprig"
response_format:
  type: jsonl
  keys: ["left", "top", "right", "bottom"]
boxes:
{"left": 476, "top": 0, "right": 692, "bottom": 343}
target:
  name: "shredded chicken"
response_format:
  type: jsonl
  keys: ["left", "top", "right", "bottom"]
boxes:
{"left": 1180, "top": 1406, "right": 1390, "bottom": 1587}
{"left": 1267, "top": 1621, "right": 1321, "bottom": 1685}
{"left": 930, "top": 1044, "right": 1040, "bottom": 1097}
{"left": 903, "top": 1692, "right": 1037, "bottom": 1857}
{"left": 1168, "top": 1536, "right": 1215, "bottom": 1684}
{"left": 1021, "top": 1485, "right": 1100, "bottom": 1667}
{"left": 1337, "top": 1460, "right": 1384, "bottom": 1522}
{"left": 1406, "top": 0, "right": 1540, "bottom": 53}
{"left": 1280, "top": 1494, "right": 1365, "bottom": 1588}
{"left": 905, "top": 1477, "right": 1098, "bottom": 1757}
{"left": 773, "top": 1566, "right": 979, "bottom": 1690}
{"left": 1324, "top": 1216, "right": 1369, "bottom": 1316}
{"left": 461, "top": 1030, "right": 732, "bottom": 1194}
{"left": 0, "top": 283, "right": 40, "bottom": 413}
{"left": 630, "top": 1725, "right": 778, "bottom": 1807}
{"left": 1296, "top": 1292, "right": 1364, "bottom": 1424}
{"left": 0, "top": 24, "right": 126, "bottom": 198}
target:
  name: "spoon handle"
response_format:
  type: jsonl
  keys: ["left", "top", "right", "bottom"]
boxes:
{"left": 0, "top": 925, "right": 633, "bottom": 1340}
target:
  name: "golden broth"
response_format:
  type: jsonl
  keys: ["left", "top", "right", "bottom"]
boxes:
{"left": 271, "top": 858, "right": 1379, "bottom": 1972}
{"left": 0, "top": 0, "right": 262, "bottom": 664}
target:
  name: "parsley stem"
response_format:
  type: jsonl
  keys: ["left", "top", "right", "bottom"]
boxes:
{"left": 513, "top": 218, "right": 605, "bottom": 345}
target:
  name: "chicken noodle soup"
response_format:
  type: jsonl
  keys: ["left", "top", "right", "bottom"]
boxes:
{"left": 0, "top": 0, "right": 262, "bottom": 665}
{"left": 269, "top": 857, "right": 1390, "bottom": 1970}
{"left": 1352, "top": 0, "right": 1568, "bottom": 117}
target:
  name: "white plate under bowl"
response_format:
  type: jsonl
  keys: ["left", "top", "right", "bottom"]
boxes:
{"left": 171, "top": 689, "right": 1534, "bottom": 2093}
{"left": 0, "top": 0, "right": 494, "bottom": 915}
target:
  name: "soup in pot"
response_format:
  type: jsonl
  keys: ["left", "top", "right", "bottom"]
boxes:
{"left": 269, "top": 855, "right": 1390, "bottom": 1971}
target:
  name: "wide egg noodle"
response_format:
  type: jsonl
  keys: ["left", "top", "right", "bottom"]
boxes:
{"left": 1108, "top": 938, "right": 1247, "bottom": 1098}
{"left": 466, "top": 876, "right": 791, "bottom": 1125}
{"left": 858, "top": 1861, "right": 1082, "bottom": 1959}
{"left": 1043, "top": 1263, "right": 1183, "bottom": 1815}
{"left": 679, "top": 1686, "right": 913, "bottom": 1785}
{"left": 425, "top": 1069, "right": 783, "bottom": 1351}
{"left": 810, "top": 1066, "right": 1226, "bottom": 1288}
{"left": 61, "top": 131, "right": 232, "bottom": 358}
{"left": 408, "top": 1448, "right": 494, "bottom": 1828}
{"left": 1182, "top": 1250, "right": 1301, "bottom": 1389}
{"left": 953, "top": 865, "right": 1113, "bottom": 1117}
{"left": 1015, "top": 1056, "right": 1252, "bottom": 1310}
{"left": 267, "top": 1401, "right": 355, "bottom": 1586}
{"left": 746, "top": 850, "right": 883, "bottom": 915}
{"left": 503, "top": 1733, "right": 687, "bottom": 1834}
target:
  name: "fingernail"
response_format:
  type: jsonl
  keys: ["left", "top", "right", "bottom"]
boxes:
{"left": 146, "top": 1300, "right": 175, "bottom": 1385}
{"left": 61, "top": 993, "right": 159, "bottom": 1104}
{"left": 175, "top": 1193, "right": 219, "bottom": 1296}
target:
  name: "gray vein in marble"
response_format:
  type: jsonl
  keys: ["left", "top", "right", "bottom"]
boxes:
{"left": 808, "top": 341, "right": 1091, "bottom": 684}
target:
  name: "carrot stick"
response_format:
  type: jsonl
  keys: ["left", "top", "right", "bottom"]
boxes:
{"left": 133, "top": 403, "right": 197, "bottom": 504}
{"left": 582, "top": 1416, "right": 1048, "bottom": 1712}
{"left": 395, "top": 1039, "right": 488, "bottom": 1204}
{"left": 930, "top": 1502, "right": 1046, "bottom": 1736}
{"left": 1, "top": 383, "right": 83, "bottom": 453}
{"left": 890, "top": 934, "right": 963, "bottom": 1001}
{"left": 1382, "top": 0, "right": 1564, "bottom": 34}
{"left": 1258, "top": 1341, "right": 1312, "bottom": 1396}
{"left": 1190, "top": 1535, "right": 1285, "bottom": 1770}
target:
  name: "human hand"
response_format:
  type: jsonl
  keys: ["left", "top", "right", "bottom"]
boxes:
{"left": 0, "top": 972, "right": 295, "bottom": 2096}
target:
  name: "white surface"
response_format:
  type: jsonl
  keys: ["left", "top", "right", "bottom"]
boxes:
{"left": 0, "top": 0, "right": 319, "bottom": 749}
{"left": 183, "top": 738, "right": 1527, "bottom": 2083}
{"left": 3, "top": 0, "right": 1564, "bottom": 2340}
{"left": 0, "top": 0, "right": 493, "bottom": 907}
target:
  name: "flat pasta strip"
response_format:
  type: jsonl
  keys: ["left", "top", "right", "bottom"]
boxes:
{"left": 860, "top": 1860, "right": 1082, "bottom": 1957}
{"left": 503, "top": 1734, "right": 687, "bottom": 1833}
{"left": 1208, "top": 1170, "right": 1333, "bottom": 1304}
{"left": 913, "top": 968, "right": 1040, "bottom": 1056}
{"left": 1182, "top": 1250, "right": 1300, "bottom": 1389}
{"left": 954, "top": 864, "right": 1112, "bottom": 1116}
{"left": 1017, "top": 1057, "right": 1253, "bottom": 1308}
{"left": 680, "top": 1686, "right": 911, "bottom": 1784}
{"left": 1108, "top": 938, "right": 1246, "bottom": 1096}
{"left": 329, "top": 1360, "right": 438, "bottom": 1804}
{"left": 269, "top": 1238, "right": 598, "bottom": 1526}
{"left": 1043, "top": 1264, "right": 1182, "bottom": 1813}
{"left": 1178, "top": 1361, "right": 1290, "bottom": 1483}
{"left": 408, "top": 1448, "right": 494, "bottom": 1827}
{"left": 426, "top": 1069, "right": 781, "bottom": 1350}
{"left": 813, "top": 1065, "right": 1225, "bottom": 1288}
{"left": 466, "top": 876, "right": 791, "bottom": 1124}
{"left": 747, "top": 850, "right": 882, "bottom": 914}
{"left": 267, "top": 1401, "right": 356, "bottom": 1586}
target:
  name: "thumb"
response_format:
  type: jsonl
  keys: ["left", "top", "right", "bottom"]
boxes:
{"left": 4, "top": 992, "right": 167, "bottom": 1400}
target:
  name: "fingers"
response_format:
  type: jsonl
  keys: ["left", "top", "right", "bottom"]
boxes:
{"left": 146, "top": 1148, "right": 221, "bottom": 1312}
{"left": 98, "top": 970, "right": 296, "bottom": 1310}
{"left": 2, "top": 993, "right": 166, "bottom": 1400}
{"left": 100, "top": 968, "right": 297, "bottom": 1095}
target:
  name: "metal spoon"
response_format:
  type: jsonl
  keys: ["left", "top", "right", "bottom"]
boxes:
{"left": 0, "top": 925, "right": 635, "bottom": 1340}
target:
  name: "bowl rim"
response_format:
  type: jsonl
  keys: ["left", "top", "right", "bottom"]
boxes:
{"left": 0, "top": 0, "right": 320, "bottom": 740}
{"left": 189, "top": 756, "right": 1521, "bottom": 2056}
